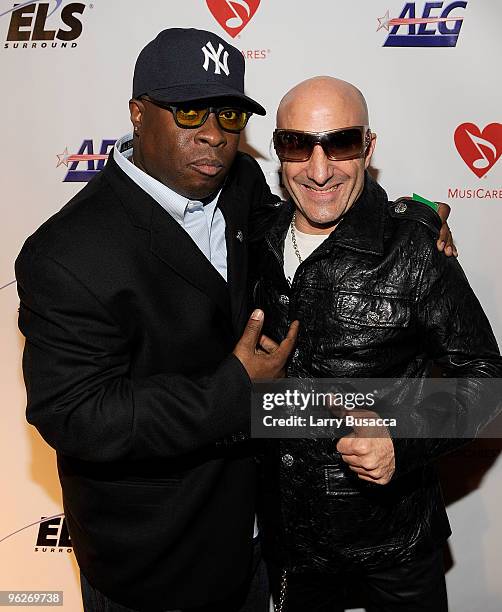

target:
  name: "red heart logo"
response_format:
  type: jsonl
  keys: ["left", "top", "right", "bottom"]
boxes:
{"left": 454, "top": 123, "right": 502, "bottom": 178}
{"left": 206, "top": 0, "right": 260, "bottom": 38}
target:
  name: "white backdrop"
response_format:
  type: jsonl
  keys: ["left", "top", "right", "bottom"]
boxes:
{"left": 1, "top": 1, "right": 501, "bottom": 610}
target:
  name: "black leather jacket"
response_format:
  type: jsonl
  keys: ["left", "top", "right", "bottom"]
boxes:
{"left": 251, "top": 174, "right": 502, "bottom": 573}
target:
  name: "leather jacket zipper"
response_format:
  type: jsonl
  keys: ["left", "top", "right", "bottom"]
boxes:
{"left": 265, "top": 232, "right": 333, "bottom": 290}
{"left": 265, "top": 234, "right": 292, "bottom": 290}
{"left": 265, "top": 233, "right": 309, "bottom": 289}
{"left": 265, "top": 234, "right": 284, "bottom": 267}
{"left": 274, "top": 568, "right": 288, "bottom": 612}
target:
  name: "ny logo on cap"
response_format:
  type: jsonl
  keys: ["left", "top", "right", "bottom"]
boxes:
{"left": 201, "top": 41, "right": 230, "bottom": 76}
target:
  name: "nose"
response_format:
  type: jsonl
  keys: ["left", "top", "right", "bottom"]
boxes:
{"left": 305, "top": 144, "right": 333, "bottom": 186}
{"left": 195, "top": 112, "right": 227, "bottom": 147}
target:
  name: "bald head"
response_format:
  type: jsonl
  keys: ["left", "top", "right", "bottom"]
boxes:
{"left": 274, "top": 76, "right": 376, "bottom": 234}
{"left": 277, "top": 76, "right": 369, "bottom": 131}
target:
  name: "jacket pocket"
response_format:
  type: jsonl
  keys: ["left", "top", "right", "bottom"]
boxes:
{"left": 323, "top": 463, "right": 363, "bottom": 496}
{"left": 104, "top": 476, "right": 183, "bottom": 488}
{"left": 336, "top": 292, "right": 411, "bottom": 329}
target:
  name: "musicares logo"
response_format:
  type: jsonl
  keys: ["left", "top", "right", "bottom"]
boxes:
{"left": 454, "top": 123, "right": 502, "bottom": 178}
{"left": 206, "top": 0, "right": 260, "bottom": 38}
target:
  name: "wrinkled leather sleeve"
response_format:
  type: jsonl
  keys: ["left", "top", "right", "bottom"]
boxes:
{"left": 392, "top": 243, "right": 502, "bottom": 478}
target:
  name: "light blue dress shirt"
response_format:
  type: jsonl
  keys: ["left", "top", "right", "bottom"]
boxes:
{"left": 113, "top": 134, "right": 227, "bottom": 281}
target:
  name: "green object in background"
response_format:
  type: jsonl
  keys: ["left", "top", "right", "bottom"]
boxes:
{"left": 412, "top": 193, "right": 439, "bottom": 212}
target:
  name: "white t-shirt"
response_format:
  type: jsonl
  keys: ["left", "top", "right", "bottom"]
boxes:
{"left": 284, "top": 223, "right": 330, "bottom": 284}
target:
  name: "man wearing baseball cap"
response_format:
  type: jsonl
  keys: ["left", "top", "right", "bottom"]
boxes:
{"left": 16, "top": 28, "right": 298, "bottom": 612}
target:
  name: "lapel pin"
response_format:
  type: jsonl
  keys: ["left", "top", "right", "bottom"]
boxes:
{"left": 236, "top": 230, "right": 244, "bottom": 242}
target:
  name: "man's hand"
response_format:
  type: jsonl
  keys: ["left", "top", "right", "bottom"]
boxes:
{"left": 435, "top": 201, "right": 458, "bottom": 257}
{"left": 336, "top": 410, "right": 395, "bottom": 485}
{"left": 233, "top": 310, "right": 299, "bottom": 380}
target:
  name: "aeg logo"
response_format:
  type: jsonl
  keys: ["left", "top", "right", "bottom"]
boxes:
{"left": 377, "top": 2, "right": 467, "bottom": 47}
{"left": 2, "top": 1, "right": 86, "bottom": 49}
{"left": 57, "top": 139, "right": 116, "bottom": 182}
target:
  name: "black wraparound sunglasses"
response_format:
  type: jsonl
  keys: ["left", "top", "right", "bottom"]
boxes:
{"left": 273, "top": 126, "right": 372, "bottom": 162}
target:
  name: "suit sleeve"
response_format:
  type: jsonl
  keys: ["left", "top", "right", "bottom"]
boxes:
{"left": 392, "top": 243, "right": 502, "bottom": 478}
{"left": 16, "top": 246, "right": 252, "bottom": 462}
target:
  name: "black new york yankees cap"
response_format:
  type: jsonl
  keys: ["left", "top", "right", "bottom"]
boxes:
{"left": 133, "top": 28, "right": 266, "bottom": 115}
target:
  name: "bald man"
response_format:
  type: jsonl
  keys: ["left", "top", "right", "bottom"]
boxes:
{"left": 251, "top": 77, "right": 502, "bottom": 611}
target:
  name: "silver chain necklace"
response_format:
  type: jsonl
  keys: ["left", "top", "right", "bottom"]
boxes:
{"left": 290, "top": 211, "right": 303, "bottom": 264}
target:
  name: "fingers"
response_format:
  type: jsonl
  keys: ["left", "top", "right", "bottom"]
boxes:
{"left": 237, "top": 309, "right": 264, "bottom": 351}
{"left": 356, "top": 472, "right": 391, "bottom": 484}
{"left": 350, "top": 464, "right": 393, "bottom": 484}
{"left": 336, "top": 432, "right": 359, "bottom": 456}
{"left": 445, "top": 228, "right": 458, "bottom": 257}
{"left": 260, "top": 320, "right": 299, "bottom": 376}
{"left": 444, "top": 232, "right": 458, "bottom": 257}
{"left": 337, "top": 435, "right": 396, "bottom": 485}
{"left": 233, "top": 316, "right": 299, "bottom": 380}
{"left": 437, "top": 224, "right": 458, "bottom": 258}
{"left": 435, "top": 202, "right": 457, "bottom": 258}
{"left": 347, "top": 462, "right": 379, "bottom": 474}
{"left": 277, "top": 320, "right": 300, "bottom": 355}
{"left": 437, "top": 231, "right": 458, "bottom": 258}
{"left": 338, "top": 442, "right": 381, "bottom": 477}
{"left": 337, "top": 435, "right": 373, "bottom": 458}
{"left": 435, "top": 201, "right": 451, "bottom": 223}
{"left": 258, "top": 334, "right": 280, "bottom": 354}
{"left": 259, "top": 322, "right": 299, "bottom": 356}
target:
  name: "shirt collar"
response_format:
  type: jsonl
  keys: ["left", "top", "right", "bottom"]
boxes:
{"left": 113, "top": 134, "right": 221, "bottom": 226}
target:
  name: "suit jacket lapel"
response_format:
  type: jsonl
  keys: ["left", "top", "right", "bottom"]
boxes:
{"left": 104, "top": 156, "right": 232, "bottom": 323}
{"left": 149, "top": 204, "right": 231, "bottom": 322}
{"left": 218, "top": 183, "right": 249, "bottom": 337}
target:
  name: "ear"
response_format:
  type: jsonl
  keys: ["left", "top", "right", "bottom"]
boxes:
{"left": 364, "top": 132, "right": 377, "bottom": 169}
{"left": 129, "top": 98, "right": 145, "bottom": 135}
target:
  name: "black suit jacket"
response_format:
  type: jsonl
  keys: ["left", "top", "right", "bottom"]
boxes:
{"left": 16, "top": 152, "right": 279, "bottom": 610}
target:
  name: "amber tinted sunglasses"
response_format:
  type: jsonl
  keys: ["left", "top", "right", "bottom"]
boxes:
{"left": 141, "top": 98, "right": 251, "bottom": 133}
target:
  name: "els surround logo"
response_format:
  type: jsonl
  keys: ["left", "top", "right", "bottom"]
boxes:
{"left": 0, "top": 513, "right": 72, "bottom": 553}
{"left": 57, "top": 139, "right": 116, "bottom": 182}
{"left": 449, "top": 123, "right": 502, "bottom": 200}
{"left": 377, "top": 2, "right": 467, "bottom": 47}
{"left": 35, "top": 516, "right": 72, "bottom": 553}
{"left": 2, "top": 0, "right": 87, "bottom": 49}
